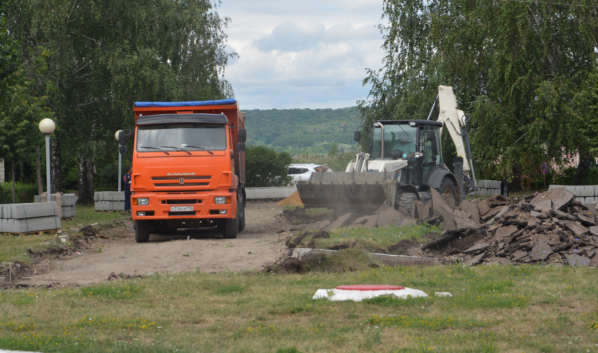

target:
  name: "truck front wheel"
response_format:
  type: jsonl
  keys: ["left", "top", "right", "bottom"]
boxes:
{"left": 135, "top": 220, "right": 150, "bottom": 243}
{"left": 222, "top": 198, "right": 239, "bottom": 239}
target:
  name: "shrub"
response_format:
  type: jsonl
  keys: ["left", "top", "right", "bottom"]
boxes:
{"left": 0, "top": 182, "right": 38, "bottom": 204}
{"left": 245, "top": 145, "right": 293, "bottom": 187}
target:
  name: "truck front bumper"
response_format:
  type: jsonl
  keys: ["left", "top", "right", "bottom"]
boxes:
{"left": 131, "top": 191, "right": 236, "bottom": 221}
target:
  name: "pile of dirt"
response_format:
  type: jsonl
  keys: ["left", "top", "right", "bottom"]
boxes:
{"left": 263, "top": 248, "right": 381, "bottom": 274}
{"left": 421, "top": 188, "right": 598, "bottom": 267}
{"left": 282, "top": 207, "right": 334, "bottom": 225}
{"left": 276, "top": 191, "right": 304, "bottom": 206}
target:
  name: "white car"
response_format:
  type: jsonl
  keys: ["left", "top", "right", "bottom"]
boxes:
{"left": 287, "top": 163, "right": 322, "bottom": 183}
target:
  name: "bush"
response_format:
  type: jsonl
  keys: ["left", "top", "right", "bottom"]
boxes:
{"left": 583, "top": 167, "right": 598, "bottom": 185}
{"left": 0, "top": 182, "right": 39, "bottom": 204}
{"left": 245, "top": 146, "right": 293, "bottom": 187}
{"left": 552, "top": 167, "right": 576, "bottom": 185}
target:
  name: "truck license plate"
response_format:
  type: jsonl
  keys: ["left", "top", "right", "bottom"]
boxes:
{"left": 170, "top": 206, "right": 193, "bottom": 212}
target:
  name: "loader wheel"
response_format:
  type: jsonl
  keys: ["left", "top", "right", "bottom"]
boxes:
{"left": 237, "top": 193, "right": 246, "bottom": 232}
{"left": 436, "top": 177, "right": 458, "bottom": 207}
{"left": 398, "top": 192, "right": 418, "bottom": 215}
{"left": 135, "top": 220, "right": 150, "bottom": 243}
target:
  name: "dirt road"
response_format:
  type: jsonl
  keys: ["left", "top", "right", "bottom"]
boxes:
{"left": 20, "top": 202, "right": 290, "bottom": 287}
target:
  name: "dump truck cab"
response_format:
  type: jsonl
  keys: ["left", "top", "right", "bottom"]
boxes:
{"left": 129, "top": 99, "right": 246, "bottom": 242}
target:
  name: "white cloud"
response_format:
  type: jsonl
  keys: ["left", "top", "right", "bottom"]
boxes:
{"left": 217, "top": 0, "right": 385, "bottom": 109}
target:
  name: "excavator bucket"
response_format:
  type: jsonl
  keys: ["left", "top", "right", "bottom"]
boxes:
{"left": 296, "top": 172, "right": 397, "bottom": 212}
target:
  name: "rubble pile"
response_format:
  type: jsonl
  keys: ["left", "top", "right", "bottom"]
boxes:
{"left": 420, "top": 188, "right": 598, "bottom": 267}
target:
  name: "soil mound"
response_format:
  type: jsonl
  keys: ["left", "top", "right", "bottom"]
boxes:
{"left": 276, "top": 191, "right": 304, "bottom": 206}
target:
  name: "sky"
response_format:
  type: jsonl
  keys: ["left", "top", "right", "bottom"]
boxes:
{"left": 217, "top": 0, "right": 386, "bottom": 110}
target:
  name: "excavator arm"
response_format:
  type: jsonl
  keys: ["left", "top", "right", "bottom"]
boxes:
{"left": 436, "top": 85, "right": 477, "bottom": 185}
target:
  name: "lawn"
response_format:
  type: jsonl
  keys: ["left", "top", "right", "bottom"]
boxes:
{"left": 0, "top": 206, "right": 129, "bottom": 265}
{"left": 1, "top": 264, "right": 597, "bottom": 352}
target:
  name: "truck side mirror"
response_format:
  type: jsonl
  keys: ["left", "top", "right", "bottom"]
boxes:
{"left": 354, "top": 131, "right": 361, "bottom": 142}
{"left": 427, "top": 130, "right": 436, "bottom": 141}
{"left": 120, "top": 146, "right": 129, "bottom": 154}
{"left": 238, "top": 129, "right": 247, "bottom": 143}
{"left": 118, "top": 131, "right": 126, "bottom": 146}
{"left": 236, "top": 143, "right": 246, "bottom": 152}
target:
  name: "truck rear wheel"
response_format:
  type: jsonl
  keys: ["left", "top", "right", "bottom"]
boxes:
{"left": 135, "top": 220, "right": 150, "bottom": 243}
{"left": 237, "top": 193, "right": 245, "bottom": 232}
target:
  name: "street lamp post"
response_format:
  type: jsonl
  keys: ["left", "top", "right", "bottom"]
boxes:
{"left": 115, "top": 130, "right": 122, "bottom": 192}
{"left": 39, "top": 119, "right": 56, "bottom": 202}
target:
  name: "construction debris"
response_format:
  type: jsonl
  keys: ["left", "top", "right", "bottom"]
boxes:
{"left": 419, "top": 188, "right": 598, "bottom": 267}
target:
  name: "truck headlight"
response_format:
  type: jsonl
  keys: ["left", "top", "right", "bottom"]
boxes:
{"left": 135, "top": 198, "right": 149, "bottom": 206}
{"left": 215, "top": 196, "right": 231, "bottom": 204}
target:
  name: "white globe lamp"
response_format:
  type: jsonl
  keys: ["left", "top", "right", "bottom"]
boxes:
{"left": 39, "top": 118, "right": 56, "bottom": 135}
{"left": 39, "top": 118, "right": 56, "bottom": 202}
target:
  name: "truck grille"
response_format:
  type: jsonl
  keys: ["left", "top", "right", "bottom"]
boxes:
{"left": 154, "top": 183, "right": 209, "bottom": 187}
{"left": 152, "top": 176, "right": 210, "bottom": 181}
{"left": 152, "top": 176, "right": 211, "bottom": 187}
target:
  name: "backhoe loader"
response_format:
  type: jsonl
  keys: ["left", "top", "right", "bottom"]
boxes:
{"left": 296, "top": 86, "right": 478, "bottom": 214}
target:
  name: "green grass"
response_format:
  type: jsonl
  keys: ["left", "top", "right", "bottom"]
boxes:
{"left": 78, "top": 283, "right": 145, "bottom": 300}
{"left": 214, "top": 285, "right": 246, "bottom": 294}
{"left": 61, "top": 205, "right": 130, "bottom": 230}
{"left": 302, "top": 223, "right": 442, "bottom": 250}
{"left": 1, "top": 265, "right": 598, "bottom": 352}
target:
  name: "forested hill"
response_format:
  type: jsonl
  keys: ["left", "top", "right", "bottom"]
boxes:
{"left": 244, "top": 107, "right": 361, "bottom": 154}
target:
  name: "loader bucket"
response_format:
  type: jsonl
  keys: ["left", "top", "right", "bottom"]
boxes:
{"left": 296, "top": 172, "right": 396, "bottom": 212}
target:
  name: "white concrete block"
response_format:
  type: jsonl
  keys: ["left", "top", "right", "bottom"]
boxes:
{"left": 579, "top": 186, "right": 594, "bottom": 197}
{"left": 8, "top": 202, "right": 59, "bottom": 219}
{"left": 99, "top": 192, "right": 125, "bottom": 201}
{"left": 246, "top": 186, "right": 297, "bottom": 200}
{"left": 6, "top": 216, "right": 61, "bottom": 233}
{"left": 563, "top": 185, "right": 575, "bottom": 193}
{"left": 576, "top": 197, "right": 586, "bottom": 204}
{"left": 585, "top": 197, "right": 596, "bottom": 205}
{"left": 594, "top": 186, "right": 598, "bottom": 198}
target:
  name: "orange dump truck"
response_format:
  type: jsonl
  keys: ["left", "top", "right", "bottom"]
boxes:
{"left": 126, "top": 99, "right": 246, "bottom": 242}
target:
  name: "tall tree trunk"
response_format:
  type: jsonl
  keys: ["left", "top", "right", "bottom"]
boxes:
{"left": 36, "top": 145, "right": 43, "bottom": 195}
{"left": 572, "top": 153, "right": 594, "bottom": 185}
{"left": 77, "top": 155, "right": 94, "bottom": 205}
{"left": 51, "top": 137, "right": 63, "bottom": 193}
{"left": 11, "top": 161, "right": 15, "bottom": 203}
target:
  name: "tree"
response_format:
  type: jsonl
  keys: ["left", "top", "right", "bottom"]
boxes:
{"left": 360, "top": 0, "right": 598, "bottom": 187}
{"left": 245, "top": 146, "right": 293, "bottom": 187}
{"left": 5, "top": 0, "right": 235, "bottom": 204}
{"left": 0, "top": 69, "right": 51, "bottom": 202}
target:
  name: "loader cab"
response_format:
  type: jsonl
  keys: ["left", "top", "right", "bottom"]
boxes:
{"left": 368, "top": 120, "right": 443, "bottom": 185}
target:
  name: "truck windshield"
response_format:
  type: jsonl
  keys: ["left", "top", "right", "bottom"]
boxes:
{"left": 137, "top": 124, "right": 227, "bottom": 152}
{"left": 370, "top": 124, "right": 417, "bottom": 160}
